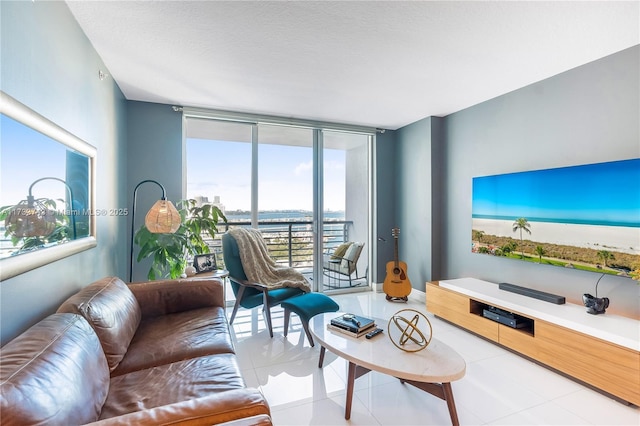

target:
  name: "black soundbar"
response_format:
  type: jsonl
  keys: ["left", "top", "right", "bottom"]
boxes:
{"left": 499, "top": 283, "right": 565, "bottom": 305}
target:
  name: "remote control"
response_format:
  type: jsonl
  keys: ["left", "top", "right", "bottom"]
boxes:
{"left": 365, "top": 328, "right": 383, "bottom": 339}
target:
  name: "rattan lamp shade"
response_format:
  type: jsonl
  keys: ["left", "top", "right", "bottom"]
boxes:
{"left": 144, "top": 199, "right": 181, "bottom": 233}
{"left": 4, "top": 197, "right": 56, "bottom": 237}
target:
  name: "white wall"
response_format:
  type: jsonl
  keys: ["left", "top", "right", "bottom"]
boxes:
{"left": 345, "top": 140, "right": 370, "bottom": 280}
{"left": 0, "top": 1, "right": 127, "bottom": 345}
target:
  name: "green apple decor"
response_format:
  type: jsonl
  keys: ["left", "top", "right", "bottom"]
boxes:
{"left": 134, "top": 199, "right": 227, "bottom": 280}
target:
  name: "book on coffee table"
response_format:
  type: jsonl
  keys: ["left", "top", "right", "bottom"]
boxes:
{"left": 330, "top": 314, "right": 376, "bottom": 334}
{"left": 327, "top": 323, "right": 378, "bottom": 338}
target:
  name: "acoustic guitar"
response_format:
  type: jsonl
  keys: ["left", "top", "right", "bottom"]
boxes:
{"left": 383, "top": 228, "right": 411, "bottom": 301}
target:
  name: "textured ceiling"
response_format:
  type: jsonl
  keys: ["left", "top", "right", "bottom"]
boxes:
{"left": 66, "top": 1, "right": 639, "bottom": 130}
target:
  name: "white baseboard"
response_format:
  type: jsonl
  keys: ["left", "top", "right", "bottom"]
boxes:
{"left": 373, "top": 282, "right": 426, "bottom": 304}
{"left": 409, "top": 288, "right": 426, "bottom": 304}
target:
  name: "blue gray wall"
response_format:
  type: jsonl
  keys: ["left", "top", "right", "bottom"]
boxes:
{"left": 374, "top": 130, "right": 396, "bottom": 282}
{"left": 127, "top": 101, "right": 184, "bottom": 282}
{"left": 0, "top": 1, "right": 128, "bottom": 345}
{"left": 396, "top": 118, "right": 429, "bottom": 291}
{"left": 397, "top": 45, "right": 639, "bottom": 317}
{"left": 391, "top": 116, "right": 445, "bottom": 292}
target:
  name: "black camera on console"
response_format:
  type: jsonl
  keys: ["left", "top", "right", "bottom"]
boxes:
{"left": 582, "top": 293, "right": 609, "bottom": 315}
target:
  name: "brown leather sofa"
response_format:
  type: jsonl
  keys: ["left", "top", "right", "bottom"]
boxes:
{"left": 0, "top": 276, "right": 272, "bottom": 425}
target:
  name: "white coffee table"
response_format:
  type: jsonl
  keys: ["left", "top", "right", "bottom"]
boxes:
{"left": 310, "top": 312, "right": 466, "bottom": 425}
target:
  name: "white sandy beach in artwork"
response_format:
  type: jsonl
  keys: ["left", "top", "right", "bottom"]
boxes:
{"left": 472, "top": 218, "right": 640, "bottom": 255}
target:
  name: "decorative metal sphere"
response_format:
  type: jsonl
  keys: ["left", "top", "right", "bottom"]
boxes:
{"left": 387, "top": 309, "right": 432, "bottom": 352}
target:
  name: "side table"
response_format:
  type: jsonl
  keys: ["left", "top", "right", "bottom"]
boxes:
{"left": 187, "top": 269, "right": 230, "bottom": 308}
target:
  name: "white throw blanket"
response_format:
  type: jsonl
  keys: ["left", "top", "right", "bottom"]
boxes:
{"left": 229, "top": 227, "right": 311, "bottom": 293}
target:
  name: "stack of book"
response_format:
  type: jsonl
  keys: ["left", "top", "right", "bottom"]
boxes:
{"left": 328, "top": 314, "right": 376, "bottom": 338}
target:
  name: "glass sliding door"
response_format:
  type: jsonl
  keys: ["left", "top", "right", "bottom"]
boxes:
{"left": 185, "top": 118, "right": 253, "bottom": 304}
{"left": 320, "top": 131, "right": 370, "bottom": 292}
{"left": 257, "top": 124, "right": 314, "bottom": 275}
{"left": 185, "top": 114, "right": 373, "bottom": 295}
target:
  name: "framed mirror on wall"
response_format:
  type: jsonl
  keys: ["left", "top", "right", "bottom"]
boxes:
{"left": 0, "top": 91, "right": 97, "bottom": 280}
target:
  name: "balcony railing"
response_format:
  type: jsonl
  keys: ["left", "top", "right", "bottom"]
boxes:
{"left": 205, "top": 220, "right": 353, "bottom": 269}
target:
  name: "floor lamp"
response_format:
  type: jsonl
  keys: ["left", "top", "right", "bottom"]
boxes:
{"left": 4, "top": 177, "right": 77, "bottom": 240}
{"left": 129, "top": 179, "right": 181, "bottom": 282}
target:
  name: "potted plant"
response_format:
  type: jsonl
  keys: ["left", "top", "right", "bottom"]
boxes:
{"left": 134, "top": 199, "right": 227, "bottom": 280}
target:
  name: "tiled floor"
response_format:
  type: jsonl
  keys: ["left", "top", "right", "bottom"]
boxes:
{"left": 227, "top": 290, "right": 639, "bottom": 425}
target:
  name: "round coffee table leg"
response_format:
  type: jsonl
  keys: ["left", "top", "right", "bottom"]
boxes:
{"left": 443, "top": 382, "right": 460, "bottom": 426}
{"left": 345, "top": 362, "right": 357, "bottom": 420}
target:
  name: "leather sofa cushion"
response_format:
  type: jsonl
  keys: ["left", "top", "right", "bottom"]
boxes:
{"left": 57, "top": 277, "right": 141, "bottom": 372}
{"left": 0, "top": 313, "right": 109, "bottom": 425}
{"left": 100, "top": 353, "right": 246, "bottom": 420}
{"left": 112, "top": 306, "right": 235, "bottom": 376}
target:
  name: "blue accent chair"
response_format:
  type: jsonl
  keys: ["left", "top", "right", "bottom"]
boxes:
{"left": 222, "top": 232, "right": 305, "bottom": 337}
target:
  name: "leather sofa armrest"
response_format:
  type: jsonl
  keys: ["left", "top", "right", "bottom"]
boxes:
{"left": 128, "top": 278, "right": 225, "bottom": 318}
{"left": 87, "top": 388, "right": 270, "bottom": 426}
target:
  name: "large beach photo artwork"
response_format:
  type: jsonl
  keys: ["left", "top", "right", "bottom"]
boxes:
{"left": 471, "top": 158, "right": 640, "bottom": 278}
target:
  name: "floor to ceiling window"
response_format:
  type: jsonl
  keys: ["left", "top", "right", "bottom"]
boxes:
{"left": 184, "top": 118, "right": 253, "bottom": 215}
{"left": 184, "top": 111, "right": 374, "bottom": 293}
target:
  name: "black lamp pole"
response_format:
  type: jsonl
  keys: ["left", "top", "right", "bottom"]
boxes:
{"left": 129, "top": 179, "right": 168, "bottom": 282}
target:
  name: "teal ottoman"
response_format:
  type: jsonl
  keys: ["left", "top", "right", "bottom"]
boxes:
{"left": 281, "top": 292, "right": 339, "bottom": 347}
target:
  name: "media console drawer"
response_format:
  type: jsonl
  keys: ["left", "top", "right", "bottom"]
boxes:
{"left": 426, "top": 282, "right": 498, "bottom": 341}
{"left": 498, "top": 323, "right": 537, "bottom": 357}
{"left": 536, "top": 320, "right": 640, "bottom": 405}
{"left": 426, "top": 280, "right": 640, "bottom": 406}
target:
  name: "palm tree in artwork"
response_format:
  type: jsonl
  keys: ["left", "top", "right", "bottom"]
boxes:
{"left": 512, "top": 217, "right": 531, "bottom": 258}
{"left": 597, "top": 250, "right": 614, "bottom": 268}
{"left": 473, "top": 230, "right": 485, "bottom": 243}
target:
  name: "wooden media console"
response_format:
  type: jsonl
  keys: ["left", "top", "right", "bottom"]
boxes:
{"left": 426, "top": 278, "right": 640, "bottom": 406}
